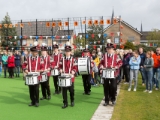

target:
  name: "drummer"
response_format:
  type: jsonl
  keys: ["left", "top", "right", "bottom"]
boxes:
{"left": 59, "top": 42, "right": 78, "bottom": 109}
{"left": 40, "top": 43, "right": 51, "bottom": 100}
{"left": 51, "top": 42, "right": 63, "bottom": 94}
{"left": 99, "top": 39, "right": 122, "bottom": 106}
{"left": 82, "top": 46, "right": 94, "bottom": 95}
{"left": 22, "top": 41, "right": 42, "bottom": 107}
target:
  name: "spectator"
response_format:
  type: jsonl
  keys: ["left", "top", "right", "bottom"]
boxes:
{"left": 138, "top": 47, "right": 146, "bottom": 86}
{"left": 2, "top": 51, "right": 8, "bottom": 78}
{"left": 92, "top": 50, "right": 100, "bottom": 85}
{"left": 7, "top": 52, "right": 15, "bottom": 78}
{"left": 14, "top": 50, "right": 21, "bottom": 77}
{"left": 21, "top": 50, "right": 28, "bottom": 80}
{"left": 143, "top": 51, "right": 154, "bottom": 93}
{"left": 97, "top": 48, "right": 102, "bottom": 60}
{"left": 0, "top": 53, "right": 2, "bottom": 76}
{"left": 152, "top": 47, "right": 160, "bottom": 90}
{"left": 128, "top": 50, "right": 141, "bottom": 92}
{"left": 123, "top": 50, "right": 131, "bottom": 84}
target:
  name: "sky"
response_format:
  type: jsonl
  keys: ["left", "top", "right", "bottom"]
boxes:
{"left": 0, "top": 0, "right": 159, "bottom": 31}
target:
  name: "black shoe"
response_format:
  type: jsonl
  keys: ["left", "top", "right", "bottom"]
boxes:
{"left": 40, "top": 97, "right": 46, "bottom": 100}
{"left": 112, "top": 101, "right": 116, "bottom": 105}
{"left": 47, "top": 96, "right": 51, "bottom": 100}
{"left": 62, "top": 104, "right": 68, "bottom": 109}
{"left": 83, "top": 92, "right": 90, "bottom": 95}
{"left": 28, "top": 103, "right": 35, "bottom": 106}
{"left": 103, "top": 102, "right": 109, "bottom": 106}
{"left": 16, "top": 74, "right": 17, "bottom": 77}
{"left": 4, "top": 76, "right": 6, "bottom": 78}
{"left": 18, "top": 74, "right": 20, "bottom": 77}
{"left": 58, "top": 91, "right": 61, "bottom": 94}
{"left": 35, "top": 103, "right": 39, "bottom": 107}
{"left": 71, "top": 102, "right": 74, "bottom": 107}
{"left": 54, "top": 91, "right": 59, "bottom": 95}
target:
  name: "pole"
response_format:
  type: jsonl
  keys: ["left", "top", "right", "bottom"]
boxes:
{"left": 85, "top": 17, "right": 86, "bottom": 48}
{"left": 21, "top": 19, "right": 23, "bottom": 53}
{"left": 68, "top": 17, "right": 69, "bottom": 41}
{"left": 119, "top": 16, "right": 121, "bottom": 47}
{"left": 101, "top": 16, "right": 104, "bottom": 53}
{"left": 36, "top": 19, "right": 37, "bottom": 37}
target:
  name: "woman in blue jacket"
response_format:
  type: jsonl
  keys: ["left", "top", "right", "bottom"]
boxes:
{"left": 128, "top": 50, "right": 141, "bottom": 92}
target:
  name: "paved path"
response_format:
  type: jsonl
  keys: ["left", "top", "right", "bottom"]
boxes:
{"left": 90, "top": 85, "right": 121, "bottom": 120}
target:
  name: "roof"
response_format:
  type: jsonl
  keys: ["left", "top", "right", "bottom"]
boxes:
{"left": 104, "top": 20, "right": 143, "bottom": 35}
{"left": 141, "top": 31, "right": 152, "bottom": 40}
{"left": 16, "top": 20, "right": 74, "bottom": 36}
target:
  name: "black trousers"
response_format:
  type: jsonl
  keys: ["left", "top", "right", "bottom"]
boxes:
{"left": 82, "top": 74, "right": 91, "bottom": 93}
{"left": 8, "top": 67, "right": 14, "bottom": 77}
{"left": 62, "top": 83, "right": 74, "bottom": 104}
{"left": 40, "top": 77, "right": 51, "bottom": 98}
{"left": 29, "top": 84, "right": 39, "bottom": 104}
{"left": 53, "top": 75, "right": 61, "bottom": 92}
{"left": 103, "top": 78, "right": 117, "bottom": 103}
{"left": 123, "top": 65, "right": 130, "bottom": 82}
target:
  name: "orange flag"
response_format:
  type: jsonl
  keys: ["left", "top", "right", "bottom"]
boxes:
{"left": 15, "top": 24, "right": 18, "bottom": 27}
{"left": 20, "top": 23, "right": 24, "bottom": 28}
{"left": 113, "top": 19, "right": 117, "bottom": 24}
{"left": 82, "top": 20, "right": 86, "bottom": 24}
{"left": 28, "top": 22, "right": 31, "bottom": 26}
{"left": 9, "top": 24, "right": 13, "bottom": 28}
{"left": 58, "top": 22, "right": 62, "bottom": 27}
{"left": 4, "top": 24, "right": 8, "bottom": 28}
{"left": 88, "top": 20, "right": 92, "bottom": 26}
{"left": 0, "top": 24, "right": 2, "bottom": 28}
{"left": 65, "top": 22, "right": 69, "bottom": 26}
{"left": 94, "top": 20, "right": 98, "bottom": 25}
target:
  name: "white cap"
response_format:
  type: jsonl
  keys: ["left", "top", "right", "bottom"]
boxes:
{"left": 34, "top": 41, "right": 38, "bottom": 46}
{"left": 107, "top": 39, "right": 111, "bottom": 43}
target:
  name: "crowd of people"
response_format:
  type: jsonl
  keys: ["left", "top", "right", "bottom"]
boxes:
{"left": 0, "top": 40, "right": 159, "bottom": 108}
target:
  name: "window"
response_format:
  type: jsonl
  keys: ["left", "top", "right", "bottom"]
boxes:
{"left": 114, "top": 37, "right": 119, "bottom": 44}
{"left": 128, "top": 36, "right": 135, "bottom": 42}
{"left": 22, "top": 40, "right": 27, "bottom": 46}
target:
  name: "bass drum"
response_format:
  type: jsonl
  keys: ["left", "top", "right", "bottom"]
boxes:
{"left": 78, "top": 57, "right": 90, "bottom": 75}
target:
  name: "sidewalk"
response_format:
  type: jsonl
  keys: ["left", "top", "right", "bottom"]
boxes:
{"left": 90, "top": 85, "right": 121, "bottom": 120}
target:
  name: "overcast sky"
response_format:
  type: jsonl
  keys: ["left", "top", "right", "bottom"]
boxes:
{"left": 0, "top": 0, "right": 159, "bottom": 31}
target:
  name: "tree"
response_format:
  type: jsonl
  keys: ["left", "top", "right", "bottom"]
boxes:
{"left": 124, "top": 41, "right": 135, "bottom": 50}
{"left": 73, "top": 36, "right": 85, "bottom": 49}
{"left": 0, "top": 13, "right": 17, "bottom": 48}
{"left": 146, "top": 29, "right": 160, "bottom": 47}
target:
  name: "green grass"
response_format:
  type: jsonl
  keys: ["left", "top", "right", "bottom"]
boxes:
{"left": 0, "top": 75, "right": 103, "bottom": 120}
{"left": 112, "top": 74, "right": 160, "bottom": 120}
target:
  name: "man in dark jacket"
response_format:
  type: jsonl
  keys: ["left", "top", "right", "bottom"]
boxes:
{"left": 138, "top": 47, "right": 146, "bottom": 85}
{"left": 14, "top": 51, "right": 21, "bottom": 77}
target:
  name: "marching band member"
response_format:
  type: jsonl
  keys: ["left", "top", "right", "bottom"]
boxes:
{"left": 51, "top": 42, "right": 63, "bottom": 94}
{"left": 81, "top": 46, "right": 94, "bottom": 95}
{"left": 22, "top": 41, "right": 41, "bottom": 107}
{"left": 99, "top": 39, "right": 122, "bottom": 106}
{"left": 59, "top": 42, "right": 78, "bottom": 109}
{"left": 40, "top": 43, "right": 51, "bottom": 100}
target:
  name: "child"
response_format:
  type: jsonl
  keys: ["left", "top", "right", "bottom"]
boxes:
{"left": 128, "top": 50, "right": 141, "bottom": 92}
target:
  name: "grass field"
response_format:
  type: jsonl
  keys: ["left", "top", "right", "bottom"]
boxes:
{"left": 112, "top": 74, "right": 160, "bottom": 120}
{"left": 0, "top": 75, "right": 103, "bottom": 120}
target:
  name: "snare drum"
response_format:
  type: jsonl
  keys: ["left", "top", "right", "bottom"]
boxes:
{"left": 102, "top": 68, "right": 116, "bottom": 79}
{"left": 40, "top": 72, "right": 48, "bottom": 82}
{"left": 51, "top": 69, "right": 59, "bottom": 76}
{"left": 78, "top": 57, "right": 90, "bottom": 75}
{"left": 26, "top": 74, "right": 39, "bottom": 85}
{"left": 58, "top": 74, "right": 72, "bottom": 87}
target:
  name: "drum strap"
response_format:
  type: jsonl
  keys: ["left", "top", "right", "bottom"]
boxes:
{"left": 105, "top": 53, "right": 114, "bottom": 67}
{"left": 29, "top": 56, "right": 38, "bottom": 72}
{"left": 44, "top": 56, "right": 48, "bottom": 70}
{"left": 63, "top": 57, "right": 72, "bottom": 74}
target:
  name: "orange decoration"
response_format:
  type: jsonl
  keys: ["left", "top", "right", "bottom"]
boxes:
{"left": 0, "top": 24, "right": 2, "bottom": 28}
{"left": 74, "top": 21, "right": 78, "bottom": 26}
{"left": 120, "top": 45, "right": 124, "bottom": 49}
{"left": 94, "top": 20, "right": 98, "bottom": 25}
{"left": 82, "top": 20, "right": 86, "bottom": 24}
{"left": 88, "top": 20, "right": 92, "bottom": 26}
{"left": 58, "top": 22, "right": 62, "bottom": 27}
{"left": 15, "top": 24, "right": 18, "bottom": 27}
{"left": 120, "top": 32, "right": 123, "bottom": 36}
{"left": 106, "top": 19, "right": 111, "bottom": 24}
{"left": 4, "top": 24, "right": 8, "bottom": 28}
{"left": 20, "top": 23, "right": 24, "bottom": 28}
{"left": 28, "top": 22, "right": 31, "bottom": 26}
{"left": 52, "top": 22, "right": 56, "bottom": 27}
{"left": 46, "top": 22, "right": 50, "bottom": 27}
{"left": 65, "top": 22, "right": 69, "bottom": 26}
{"left": 9, "top": 24, "right": 13, "bottom": 28}
{"left": 120, "top": 25, "right": 123, "bottom": 29}
{"left": 113, "top": 19, "right": 117, "bottom": 24}
{"left": 100, "top": 20, "right": 104, "bottom": 25}
{"left": 120, "top": 39, "right": 123, "bottom": 42}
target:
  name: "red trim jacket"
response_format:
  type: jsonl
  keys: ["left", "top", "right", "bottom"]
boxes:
{"left": 59, "top": 56, "right": 78, "bottom": 82}
{"left": 22, "top": 56, "right": 42, "bottom": 80}
{"left": 40, "top": 55, "right": 51, "bottom": 76}
{"left": 99, "top": 53, "right": 122, "bottom": 77}
{"left": 50, "top": 53, "right": 63, "bottom": 69}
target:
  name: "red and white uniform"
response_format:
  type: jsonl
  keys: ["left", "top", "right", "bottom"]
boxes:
{"left": 40, "top": 55, "right": 51, "bottom": 76}
{"left": 59, "top": 56, "right": 78, "bottom": 82}
{"left": 22, "top": 56, "right": 42, "bottom": 80}
{"left": 99, "top": 53, "right": 122, "bottom": 77}
{"left": 50, "top": 53, "right": 63, "bottom": 69}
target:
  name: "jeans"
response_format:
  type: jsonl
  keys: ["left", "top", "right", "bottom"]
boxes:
{"left": 139, "top": 68, "right": 146, "bottom": 84}
{"left": 144, "top": 70, "right": 153, "bottom": 91}
{"left": 3, "top": 64, "right": 8, "bottom": 77}
{"left": 14, "top": 66, "right": 20, "bottom": 75}
{"left": 129, "top": 69, "right": 139, "bottom": 89}
{"left": 152, "top": 68, "right": 160, "bottom": 88}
